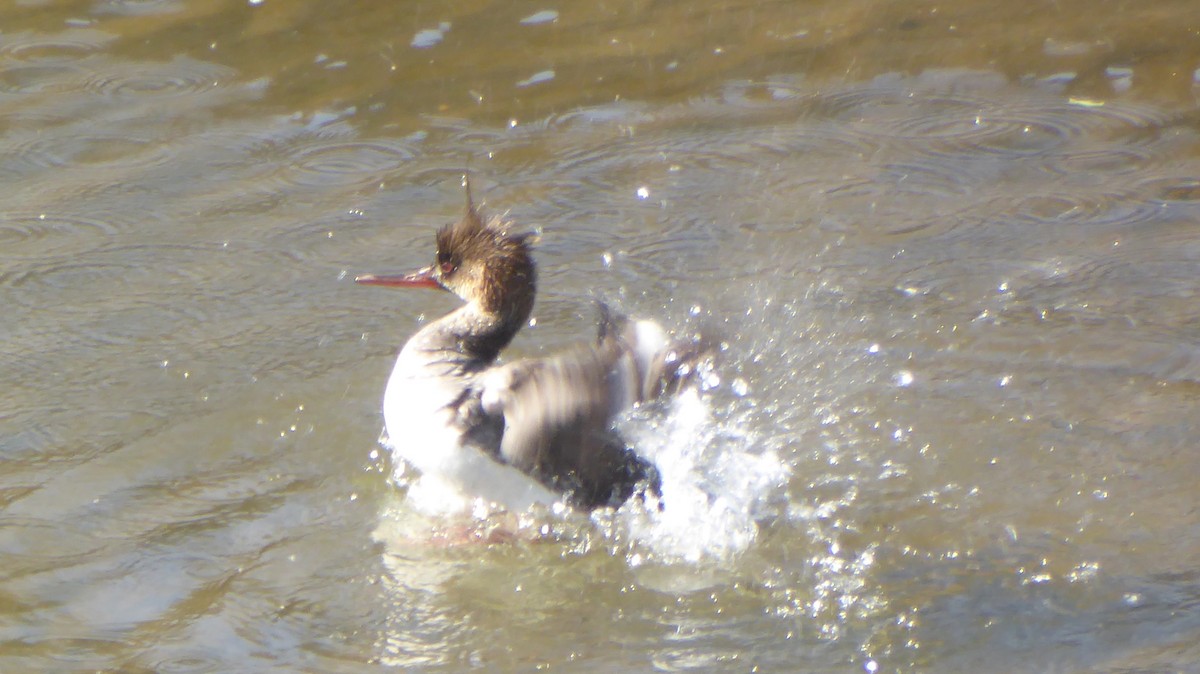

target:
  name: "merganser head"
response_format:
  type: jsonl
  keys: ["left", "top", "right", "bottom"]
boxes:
{"left": 356, "top": 183, "right": 537, "bottom": 324}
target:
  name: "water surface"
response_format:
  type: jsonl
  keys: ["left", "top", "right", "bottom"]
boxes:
{"left": 3, "top": 1, "right": 1200, "bottom": 672}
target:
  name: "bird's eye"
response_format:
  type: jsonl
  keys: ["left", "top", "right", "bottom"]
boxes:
{"left": 440, "top": 260, "right": 456, "bottom": 275}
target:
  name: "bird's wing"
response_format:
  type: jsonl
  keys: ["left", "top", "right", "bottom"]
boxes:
{"left": 478, "top": 340, "right": 655, "bottom": 508}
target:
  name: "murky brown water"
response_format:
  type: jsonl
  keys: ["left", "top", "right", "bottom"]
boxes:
{"left": 3, "top": 1, "right": 1200, "bottom": 672}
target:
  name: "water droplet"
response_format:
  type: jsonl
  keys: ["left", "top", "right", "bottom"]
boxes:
{"left": 519, "top": 10, "right": 558, "bottom": 25}
{"left": 636, "top": 186, "right": 650, "bottom": 199}
{"left": 731, "top": 378, "right": 750, "bottom": 397}
{"left": 411, "top": 22, "right": 451, "bottom": 49}
{"left": 516, "top": 69, "right": 555, "bottom": 88}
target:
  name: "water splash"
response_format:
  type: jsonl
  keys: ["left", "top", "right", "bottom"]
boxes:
{"left": 612, "top": 387, "right": 789, "bottom": 563}
{"left": 371, "top": 380, "right": 788, "bottom": 563}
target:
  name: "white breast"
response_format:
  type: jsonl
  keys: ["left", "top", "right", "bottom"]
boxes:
{"left": 381, "top": 353, "right": 559, "bottom": 515}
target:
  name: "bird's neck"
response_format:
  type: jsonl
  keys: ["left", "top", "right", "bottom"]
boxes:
{"left": 398, "top": 299, "right": 529, "bottom": 379}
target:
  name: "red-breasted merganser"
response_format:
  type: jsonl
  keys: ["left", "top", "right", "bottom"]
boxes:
{"left": 357, "top": 185, "right": 695, "bottom": 513}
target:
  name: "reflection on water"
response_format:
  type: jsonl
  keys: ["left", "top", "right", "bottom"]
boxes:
{"left": 3, "top": 1, "right": 1200, "bottom": 672}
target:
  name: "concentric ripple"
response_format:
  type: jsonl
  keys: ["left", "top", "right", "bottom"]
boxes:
{"left": 1135, "top": 176, "right": 1200, "bottom": 220}
{"left": 272, "top": 138, "right": 423, "bottom": 188}
{"left": 1139, "top": 177, "right": 1200, "bottom": 203}
{"left": 83, "top": 55, "right": 234, "bottom": 98}
{"left": 742, "top": 121, "right": 880, "bottom": 162}
{"left": 802, "top": 80, "right": 1175, "bottom": 164}
{"left": 880, "top": 105, "right": 1082, "bottom": 158}
{"left": 1043, "top": 147, "right": 1157, "bottom": 176}
{"left": 0, "top": 28, "right": 113, "bottom": 62}
{"left": 5, "top": 127, "right": 176, "bottom": 174}
{"left": 3, "top": 242, "right": 210, "bottom": 310}
{"left": 809, "top": 84, "right": 996, "bottom": 125}
{"left": 0, "top": 211, "right": 123, "bottom": 259}
{"left": 0, "top": 61, "right": 89, "bottom": 94}
{"left": 1062, "top": 98, "right": 1176, "bottom": 136}
{"left": 6, "top": 259, "right": 139, "bottom": 294}
{"left": 998, "top": 191, "right": 1165, "bottom": 229}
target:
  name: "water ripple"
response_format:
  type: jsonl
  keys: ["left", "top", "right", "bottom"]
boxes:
{"left": 94, "top": 0, "right": 185, "bottom": 17}
{"left": 0, "top": 211, "right": 122, "bottom": 259}
{"left": 274, "top": 138, "right": 422, "bottom": 188}
{"left": 1043, "top": 147, "right": 1157, "bottom": 176}
{"left": 1140, "top": 176, "right": 1200, "bottom": 204}
{"left": 4, "top": 127, "right": 176, "bottom": 175}
{"left": 83, "top": 55, "right": 234, "bottom": 98}
{"left": 997, "top": 191, "right": 1164, "bottom": 228}
{"left": 807, "top": 83, "right": 995, "bottom": 125}
{"left": 746, "top": 123, "right": 879, "bottom": 161}
{"left": 0, "top": 61, "right": 88, "bottom": 94}
{"left": 0, "top": 28, "right": 112, "bottom": 62}
{"left": 907, "top": 109, "right": 1079, "bottom": 157}
{"left": 0, "top": 518, "right": 108, "bottom": 575}
{"left": 1, "top": 242, "right": 217, "bottom": 329}
{"left": 787, "top": 77, "right": 1176, "bottom": 164}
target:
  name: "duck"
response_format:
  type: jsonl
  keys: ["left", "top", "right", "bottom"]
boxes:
{"left": 357, "top": 181, "right": 699, "bottom": 513}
